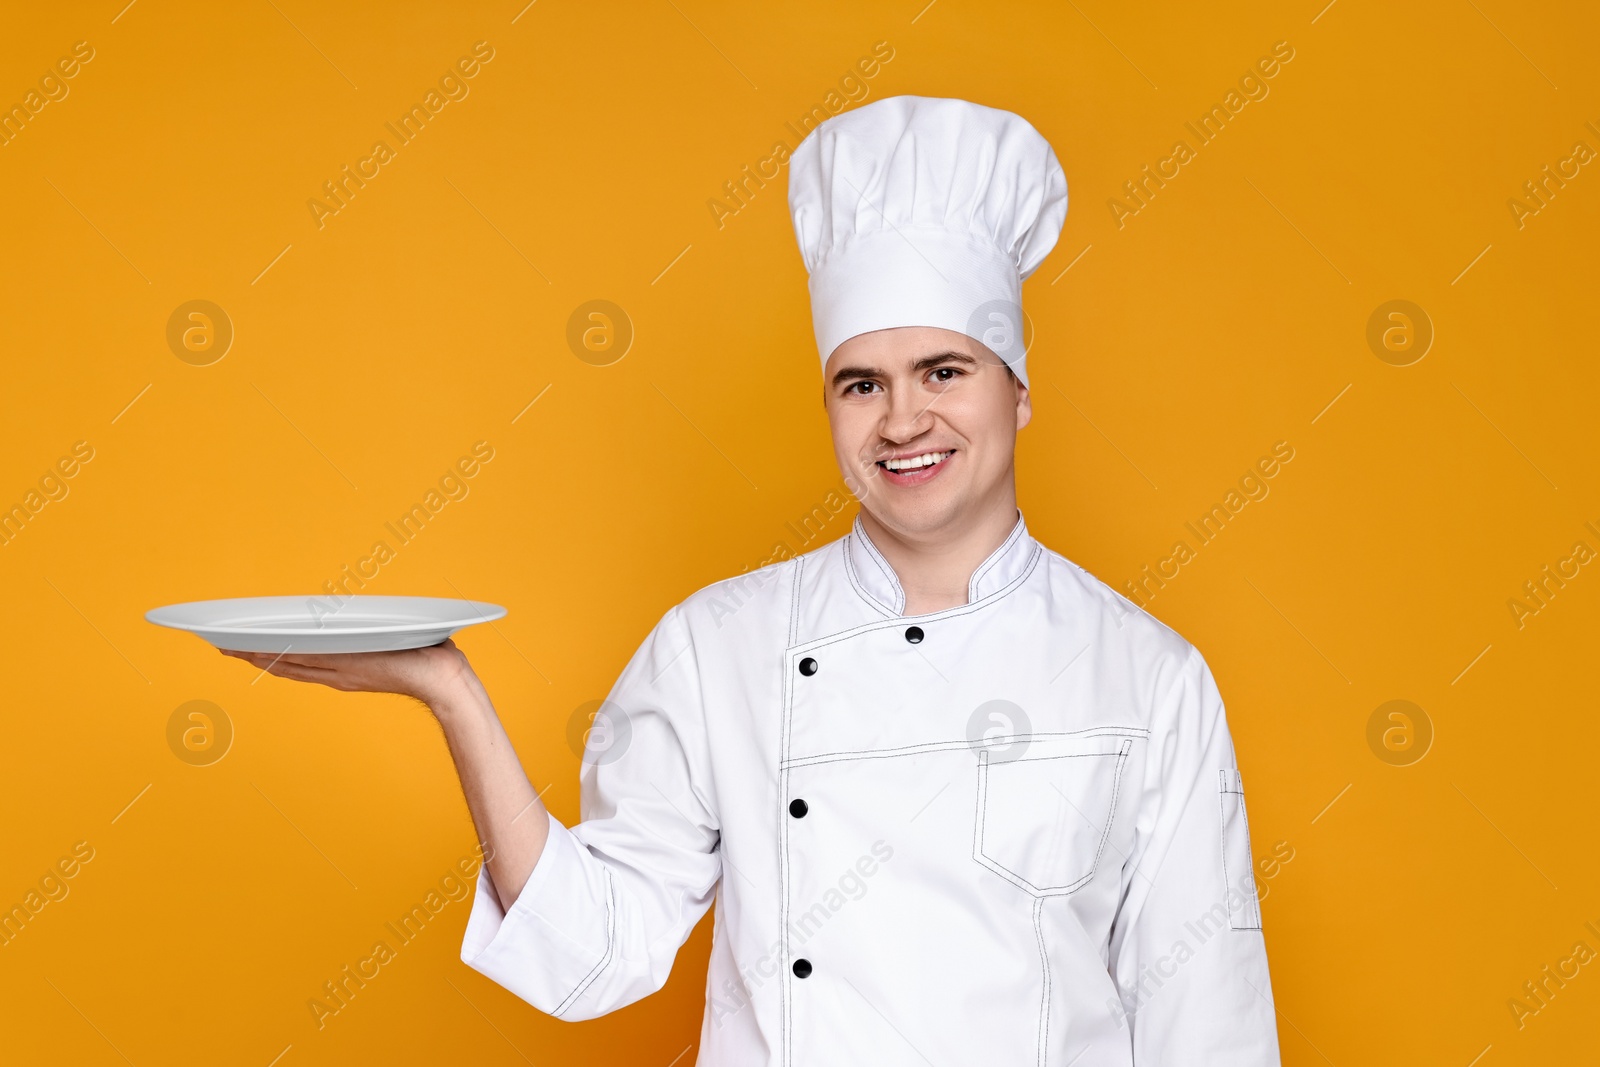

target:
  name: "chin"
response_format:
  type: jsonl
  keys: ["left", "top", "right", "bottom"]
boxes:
{"left": 866, "top": 493, "right": 968, "bottom": 538}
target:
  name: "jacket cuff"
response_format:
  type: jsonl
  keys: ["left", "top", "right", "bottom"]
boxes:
{"left": 458, "top": 810, "right": 617, "bottom": 1017}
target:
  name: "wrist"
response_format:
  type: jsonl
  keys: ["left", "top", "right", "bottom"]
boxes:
{"left": 417, "top": 656, "right": 487, "bottom": 722}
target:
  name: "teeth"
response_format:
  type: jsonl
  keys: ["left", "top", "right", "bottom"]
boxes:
{"left": 883, "top": 450, "right": 952, "bottom": 471}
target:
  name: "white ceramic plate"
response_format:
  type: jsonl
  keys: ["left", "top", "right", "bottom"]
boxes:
{"left": 145, "top": 595, "right": 507, "bottom": 653}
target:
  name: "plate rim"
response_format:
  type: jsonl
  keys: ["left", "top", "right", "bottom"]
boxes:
{"left": 145, "top": 595, "right": 507, "bottom": 637}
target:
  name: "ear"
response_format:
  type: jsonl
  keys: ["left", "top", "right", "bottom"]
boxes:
{"left": 1014, "top": 378, "right": 1032, "bottom": 432}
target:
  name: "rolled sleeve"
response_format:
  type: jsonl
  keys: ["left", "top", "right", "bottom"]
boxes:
{"left": 458, "top": 606, "right": 722, "bottom": 1022}
{"left": 460, "top": 811, "right": 620, "bottom": 1016}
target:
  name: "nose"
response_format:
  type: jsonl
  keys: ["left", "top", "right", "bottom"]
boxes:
{"left": 879, "top": 382, "right": 934, "bottom": 446}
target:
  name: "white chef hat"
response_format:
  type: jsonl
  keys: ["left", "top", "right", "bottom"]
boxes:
{"left": 787, "top": 95, "right": 1068, "bottom": 387}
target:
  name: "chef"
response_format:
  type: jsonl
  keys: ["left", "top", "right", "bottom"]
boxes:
{"left": 225, "top": 95, "right": 1281, "bottom": 1064}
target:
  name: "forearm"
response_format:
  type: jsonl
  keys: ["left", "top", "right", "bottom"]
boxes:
{"left": 427, "top": 670, "right": 551, "bottom": 912}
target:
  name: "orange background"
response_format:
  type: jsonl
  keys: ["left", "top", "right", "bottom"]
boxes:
{"left": 2, "top": 1, "right": 1597, "bottom": 1063}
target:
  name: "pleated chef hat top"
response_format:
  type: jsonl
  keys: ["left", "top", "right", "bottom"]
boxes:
{"left": 787, "top": 95, "right": 1068, "bottom": 387}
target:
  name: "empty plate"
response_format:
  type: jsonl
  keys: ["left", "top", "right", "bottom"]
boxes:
{"left": 146, "top": 595, "right": 507, "bottom": 653}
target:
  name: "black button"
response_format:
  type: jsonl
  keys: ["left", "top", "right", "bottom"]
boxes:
{"left": 789, "top": 798, "right": 808, "bottom": 818}
{"left": 798, "top": 657, "right": 818, "bottom": 676}
{"left": 792, "top": 958, "right": 813, "bottom": 979}
{"left": 904, "top": 626, "right": 924, "bottom": 644}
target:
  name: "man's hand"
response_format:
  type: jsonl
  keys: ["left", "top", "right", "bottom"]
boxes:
{"left": 219, "top": 638, "right": 470, "bottom": 706}
{"left": 217, "top": 636, "right": 552, "bottom": 911}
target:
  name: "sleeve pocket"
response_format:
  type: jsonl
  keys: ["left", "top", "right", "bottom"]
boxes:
{"left": 1218, "top": 769, "right": 1262, "bottom": 931}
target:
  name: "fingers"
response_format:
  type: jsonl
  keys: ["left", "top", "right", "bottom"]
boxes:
{"left": 216, "top": 647, "right": 437, "bottom": 698}
{"left": 220, "top": 648, "right": 333, "bottom": 667}
{"left": 218, "top": 648, "right": 403, "bottom": 695}
{"left": 244, "top": 661, "right": 352, "bottom": 691}
{"left": 223, "top": 649, "right": 355, "bottom": 669}
{"left": 219, "top": 648, "right": 342, "bottom": 679}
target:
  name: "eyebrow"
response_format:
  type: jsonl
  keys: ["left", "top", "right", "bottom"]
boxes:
{"left": 829, "top": 349, "right": 979, "bottom": 387}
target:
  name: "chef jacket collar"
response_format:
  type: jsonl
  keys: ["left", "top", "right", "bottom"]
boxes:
{"left": 844, "top": 510, "right": 1038, "bottom": 618}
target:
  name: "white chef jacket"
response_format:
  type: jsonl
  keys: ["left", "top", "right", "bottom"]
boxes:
{"left": 461, "top": 513, "right": 1281, "bottom": 1065}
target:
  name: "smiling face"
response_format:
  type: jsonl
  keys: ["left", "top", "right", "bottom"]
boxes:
{"left": 824, "top": 326, "right": 1031, "bottom": 544}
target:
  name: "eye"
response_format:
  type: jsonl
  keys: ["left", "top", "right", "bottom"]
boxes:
{"left": 846, "top": 380, "right": 880, "bottom": 396}
{"left": 929, "top": 366, "right": 962, "bottom": 383}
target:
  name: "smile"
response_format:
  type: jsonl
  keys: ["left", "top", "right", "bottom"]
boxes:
{"left": 878, "top": 450, "right": 955, "bottom": 477}
{"left": 881, "top": 450, "right": 953, "bottom": 471}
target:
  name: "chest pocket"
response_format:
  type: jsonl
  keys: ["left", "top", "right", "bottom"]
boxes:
{"left": 974, "top": 733, "right": 1136, "bottom": 897}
